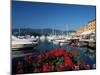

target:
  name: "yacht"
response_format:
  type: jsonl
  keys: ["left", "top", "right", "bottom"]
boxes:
{"left": 12, "top": 36, "right": 38, "bottom": 50}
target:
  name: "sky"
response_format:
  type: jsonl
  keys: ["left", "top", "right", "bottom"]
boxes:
{"left": 12, "top": 1, "right": 96, "bottom": 31}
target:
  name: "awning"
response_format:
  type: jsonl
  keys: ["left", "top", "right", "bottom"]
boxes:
{"left": 80, "top": 31, "right": 93, "bottom": 35}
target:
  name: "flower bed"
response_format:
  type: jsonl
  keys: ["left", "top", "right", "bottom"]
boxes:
{"left": 13, "top": 48, "right": 92, "bottom": 74}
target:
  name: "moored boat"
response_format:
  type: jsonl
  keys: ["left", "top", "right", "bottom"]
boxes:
{"left": 12, "top": 36, "right": 38, "bottom": 50}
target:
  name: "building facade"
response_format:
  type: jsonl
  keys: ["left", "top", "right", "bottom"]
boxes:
{"left": 76, "top": 19, "right": 96, "bottom": 40}
{"left": 87, "top": 19, "right": 96, "bottom": 32}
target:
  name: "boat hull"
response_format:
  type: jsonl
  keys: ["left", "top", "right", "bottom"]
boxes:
{"left": 12, "top": 43, "right": 38, "bottom": 50}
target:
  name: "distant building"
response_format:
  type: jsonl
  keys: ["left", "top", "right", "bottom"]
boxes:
{"left": 87, "top": 19, "right": 96, "bottom": 32}
{"left": 75, "top": 19, "right": 96, "bottom": 40}
{"left": 76, "top": 27, "right": 84, "bottom": 36}
{"left": 76, "top": 20, "right": 96, "bottom": 36}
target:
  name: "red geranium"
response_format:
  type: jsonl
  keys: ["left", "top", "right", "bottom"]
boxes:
{"left": 64, "top": 56, "right": 74, "bottom": 69}
{"left": 42, "top": 63, "right": 50, "bottom": 72}
{"left": 56, "top": 64, "right": 65, "bottom": 71}
{"left": 48, "top": 48, "right": 69, "bottom": 57}
{"left": 16, "top": 61, "right": 24, "bottom": 74}
{"left": 24, "top": 55, "right": 33, "bottom": 62}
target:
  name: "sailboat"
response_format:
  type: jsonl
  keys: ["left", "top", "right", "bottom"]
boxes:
{"left": 47, "top": 29, "right": 56, "bottom": 42}
{"left": 52, "top": 25, "right": 71, "bottom": 45}
{"left": 39, "top": 29, "right": 46, "bottom": 42}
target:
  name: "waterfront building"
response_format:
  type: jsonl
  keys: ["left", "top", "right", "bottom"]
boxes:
{"left": 87, "top": 19, "right": 96, "bottom": 40}
{"left": 87, "top": 19, "right": 96, "bottom": 32}
{"left": 76, "top": 19, "right": 96, "bottom": 40}
{"left": 76, "top": 27, "right": 85, "bottom": 36}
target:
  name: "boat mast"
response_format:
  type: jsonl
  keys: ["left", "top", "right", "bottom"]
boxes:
{"left": 19, "top": 27, "right": 20, "bottom": 36}
{"left": 67, "top": 25, "right": 68, "bottom": 36}
{"left": 53, "top": 28, "right": 54, "bottom": 35}
{"left": 41, "top": 28, "right": 43, "bottom": 35}
{"left": 65, "top": 25, "right": 67, "bottom": 36}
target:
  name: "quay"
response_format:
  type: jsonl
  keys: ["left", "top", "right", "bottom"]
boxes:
{"left": 79, "top": 39, "right": 96, "bottom": 50}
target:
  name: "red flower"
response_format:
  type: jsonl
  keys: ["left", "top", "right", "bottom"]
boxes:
{"left": 16, "top": 61, "right": 24, "bottom": 74}
{"left": 48, "top": 48, "right": 69, "bottom": 57}
{"left": 42, "top": 63, "right": 50, "bottom": 72}
{"left": 64, "top": 56, "right": 74, "bottom": 69}
{"left": 35, "top": 48, "right": 75, "bottom": 71}
{"left": 24, "top": 55, "right": 33, "bottom": 62}
{"left": 56, "top": 64, "right": 64, "bottom": 71}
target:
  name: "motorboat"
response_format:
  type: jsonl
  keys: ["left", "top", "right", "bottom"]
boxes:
{"left": 12, "top": 36, "right": 38, "bottom": 50}
{"left": 18, "top": 35, "right": 39, "bottom": 42}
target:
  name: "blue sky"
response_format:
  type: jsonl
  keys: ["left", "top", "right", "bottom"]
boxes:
{"left": 12, "top": 1, "right": 96, "bottom": 31}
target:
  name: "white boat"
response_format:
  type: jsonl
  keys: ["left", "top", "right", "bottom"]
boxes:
{"left": 47, "top": 35, "right": 56, "bottom": 42}
{"left": 52, "top": 36, "right": 70, "bottom": 45}
{"left": 51, "top": 33, "right": 72, "bottom": 44}
{"left": 18, "top": 35, "right": 39, "bottom": 42}
{"left": 40, "top": 35, "right": 46, "bottom": 42}
{"left": 12, "top": 36, "right": 38, "bottom": 50}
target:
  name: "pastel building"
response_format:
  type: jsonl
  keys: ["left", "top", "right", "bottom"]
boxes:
{"left": 76, "top": 19, "right": 96, "bottom": 40}
{"left": 87, "top": 19, "right": 96, "bottom": 32}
